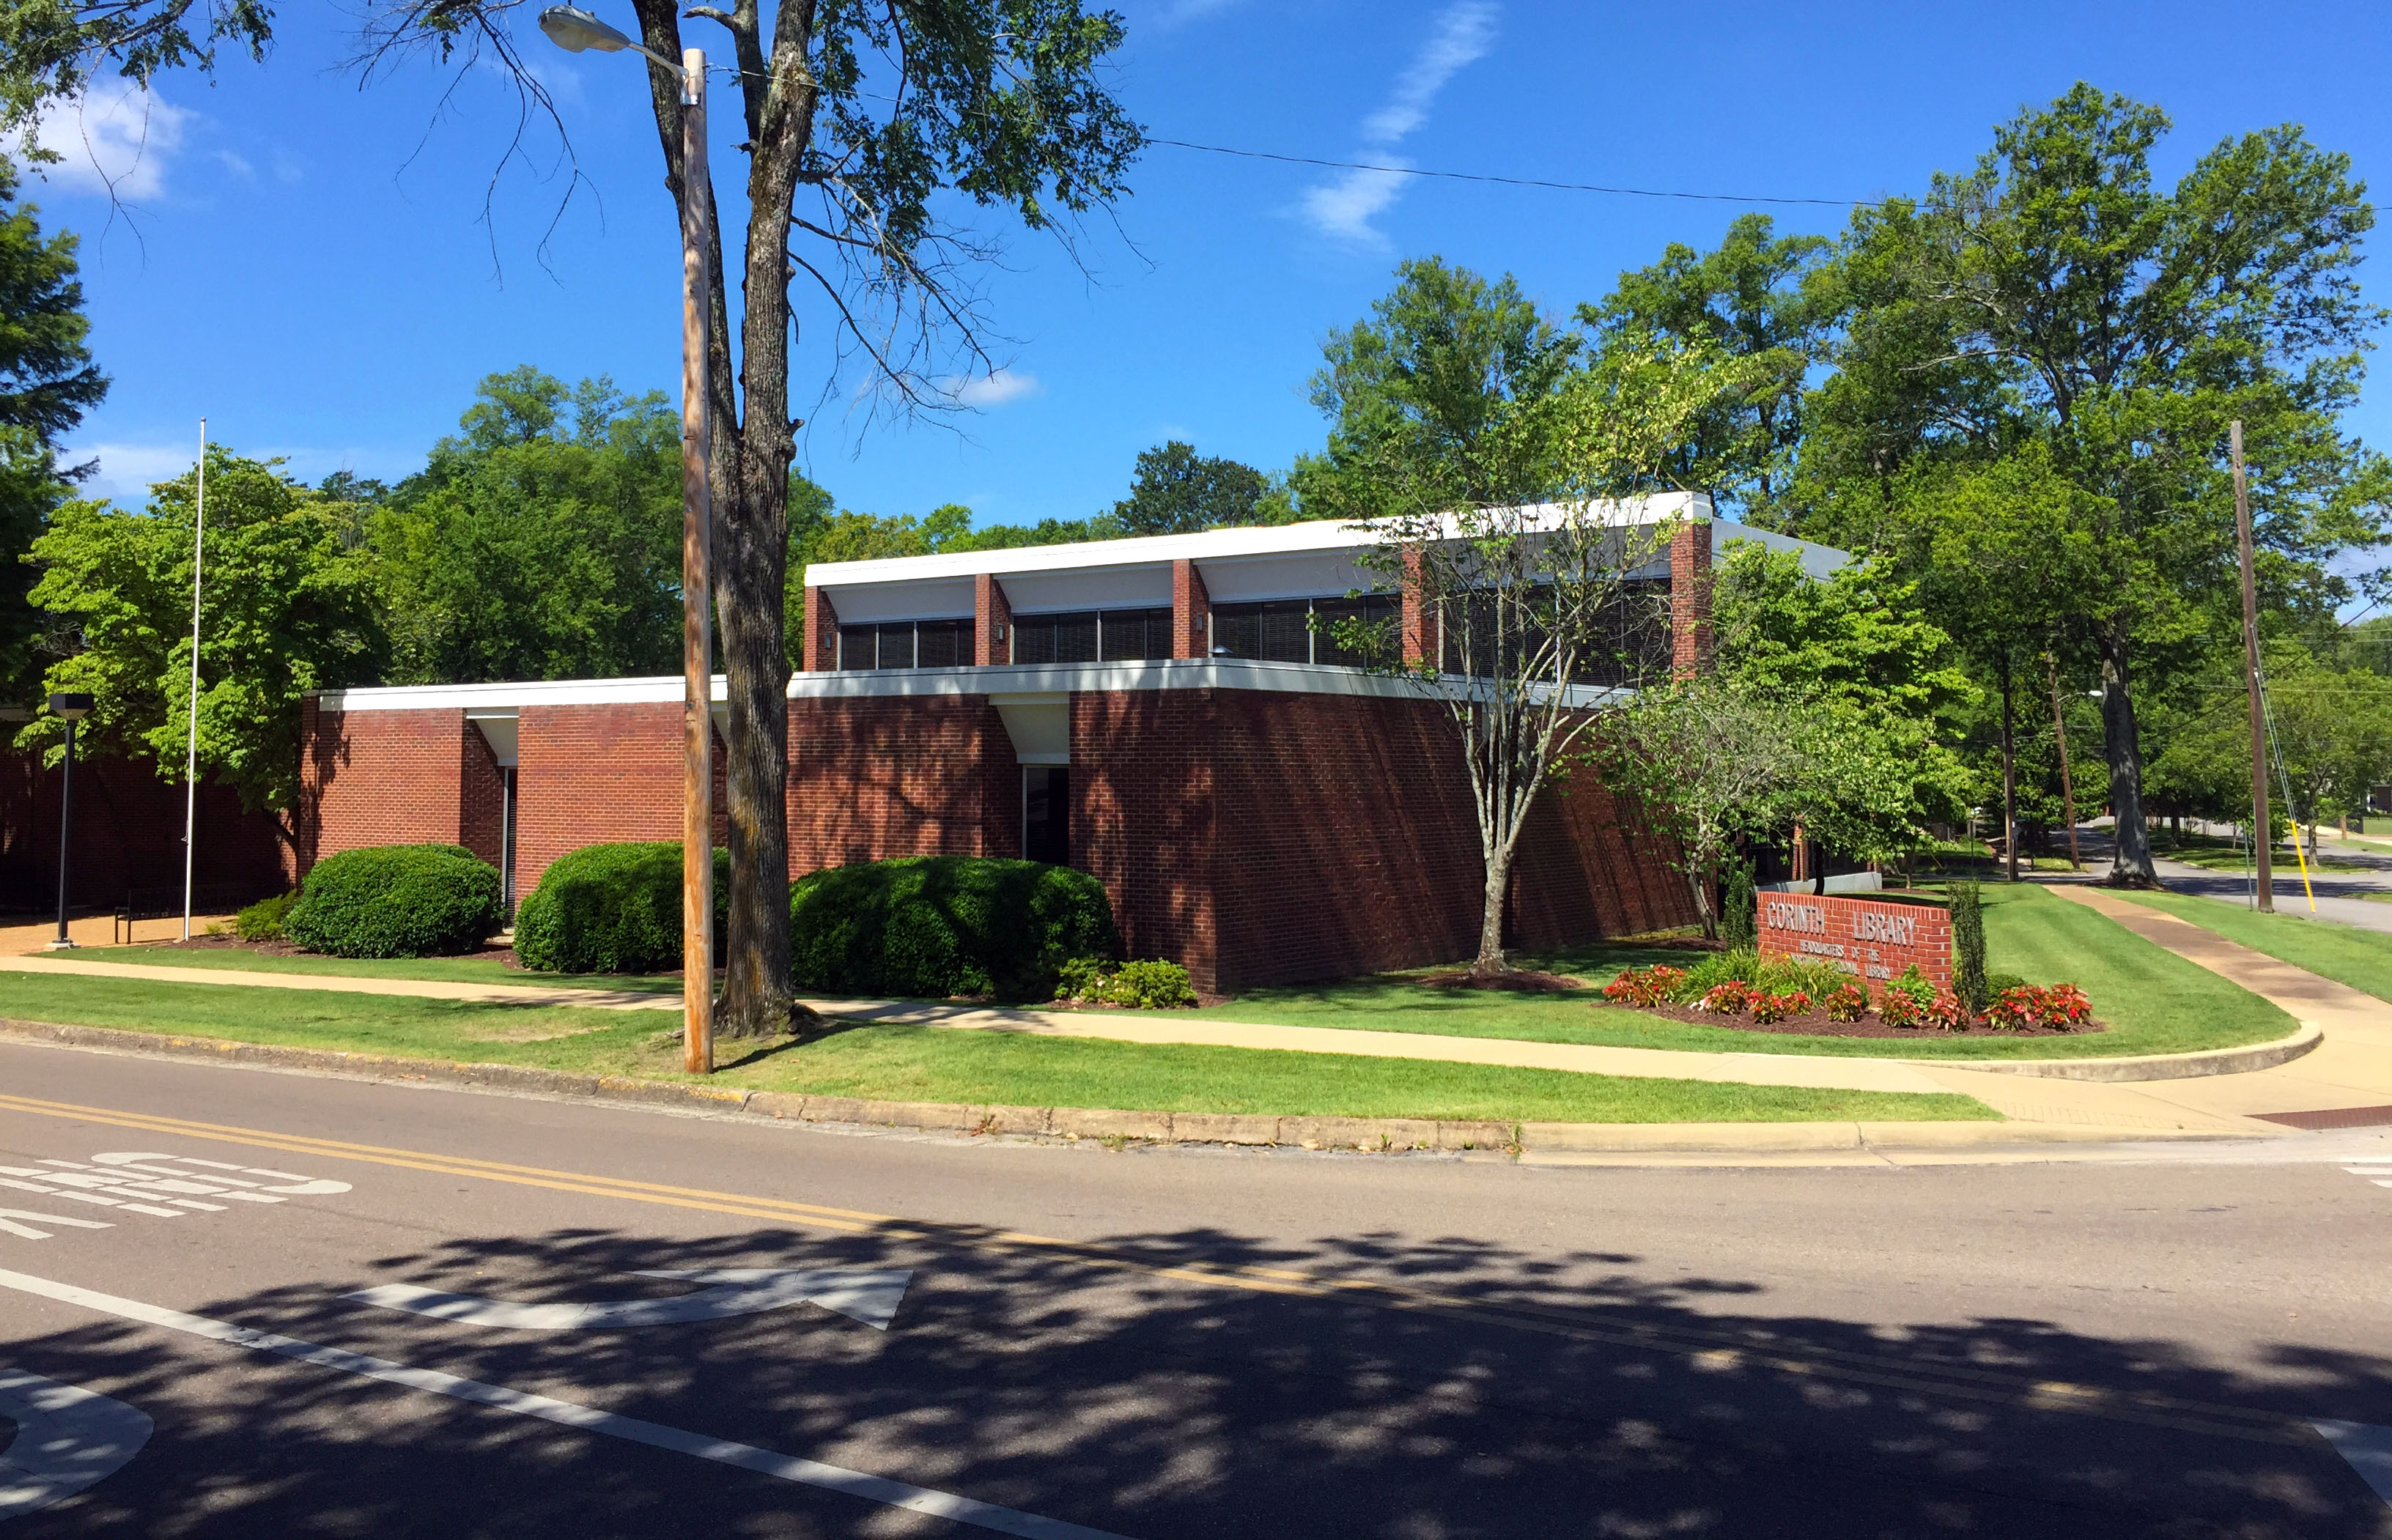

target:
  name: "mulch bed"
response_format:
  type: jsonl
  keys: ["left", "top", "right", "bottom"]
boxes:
{"left": 1614, "top": 1002, "right": 2107, "bottom": 1040}
{"left": 1417, "top": 969, "right": 1592, "bottom": 993}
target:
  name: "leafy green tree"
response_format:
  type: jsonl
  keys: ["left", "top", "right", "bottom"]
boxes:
{"left": 18, "top": 450, "right": 384, "bottom": 852}
{"left": 370, "top": 369, "right": 684, "bottom": 685}
{"left": 7, "top": 0, "right": 1145, "bottom": 1037}
{"left": 2144, "top": 640, "right": 2392, "bottom": 844}
{"left": 1581, "top": 213, "right": 1834, "bottom": 525}
{"left": 1110, "top": 441, "right": 1267, "bottom": 535}
{"left": 0, "top": 160, "right": 108, "bottom": 705}
{"left": 1794, "top": 84, "right": 2385, "bottom": 888}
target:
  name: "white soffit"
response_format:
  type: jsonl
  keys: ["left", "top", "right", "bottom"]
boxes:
{"left": 999, "top": 564, "right": 1172, "bottom": 614}
{"left": 819, "top": 577, "right": 975, "bottom": 624}
{"left": 991, "top": 696, "right": 1069, "bottom": 765}
{"left": 465, "top": 711, "right": 519, "bottom": 767}
{"left": 1713, "top": 521, "right": 1849, "bottom": 577}
{"left": 1198, "top": 549, "right": 1379, "bottom": 604}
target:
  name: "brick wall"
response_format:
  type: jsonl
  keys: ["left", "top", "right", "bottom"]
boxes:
{"left": 1512, "top": 742, "right": 1700, "bottom": 949}
{"left": 1170, "top": 559, "right": 1211, "bottom": 660}
{"left": 974, "top": 575, "right": 1013, "bottom": 666}
{"left": 459, "top": 725, "right": 507, "bottom": 871}
{"left": 1757, "top": 890, "right": 1952, "bottom": 991}
{"left": 787, "top": 695, "right": 1009, "bottom": 873}
{"left": 1669, "top": 520, "right": 1713, "bottom": 679}
{"left": 514, "top": 703, "right": 727, "bottom": 894}
{"left": 0, "top": 744, "right": 287, "bottom": 909}
{"left": 800, "top": 586, "right": 839, "bottom": 673}
{"left": 305, "top": 708, "right": 469, "bottom": 861}
{"left": 1074, "top": 689, "right": 1219, "bottom": 988}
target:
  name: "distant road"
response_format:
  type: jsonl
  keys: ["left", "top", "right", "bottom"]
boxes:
{"left": 1, "top": 1040, "right": 2388, "bottom": 1536}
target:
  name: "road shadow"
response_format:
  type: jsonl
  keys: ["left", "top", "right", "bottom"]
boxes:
{"left": 3, "top": 1217, "right": 2385, "bottom": 1538}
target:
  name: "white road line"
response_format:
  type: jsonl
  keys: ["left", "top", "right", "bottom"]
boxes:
{"left": 346, "top": 1269, "right": 914, "bottom": 1333}
{"left": 0, "top": 1367, "right": 152, "bottom": 1519}
{"left": 0, "top": 1212, "right": 111, "bottom": 1243}
{"left": 0, "top": 1267, "right": 1131, "bottom": 1539}
{"left": 2314, "top": 1419, "right": 2392, "bottom": 1504}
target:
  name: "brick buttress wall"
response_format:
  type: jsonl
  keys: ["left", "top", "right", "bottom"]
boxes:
{"left": 1, "top": 745, "right": 286, "bottom": 908}
{"left": 1509, "top": 736, "right": 1700, "bottom": 949}
{"left": 303, "top": 708, "right": 470, "bottom": 866}
{"left": 515, "top": 703, "right": 728, "bottom": 895}
{"left": 459, "top": 724, "right": 508, "bottom": 871}
{"left": 787, "top": 695, "right": 1012, "bottom": 874}
{"left": 1073, "top": 689, "right": 1218, "bottom": 990}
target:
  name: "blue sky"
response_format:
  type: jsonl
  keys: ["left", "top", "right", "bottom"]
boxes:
{"left": 29, "top": 0, "right": 2392, "bottom": 533}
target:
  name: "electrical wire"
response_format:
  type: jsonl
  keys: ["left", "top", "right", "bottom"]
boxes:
{"left": 1144, "top": 138, "right": 1864, "bottom": 207}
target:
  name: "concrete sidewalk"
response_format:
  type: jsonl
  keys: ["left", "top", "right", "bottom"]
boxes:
{"left": 0, "top": 947, "right": 2328, "bottom": 1136}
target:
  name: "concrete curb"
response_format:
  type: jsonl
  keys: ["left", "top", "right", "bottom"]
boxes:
{"left": 1899, "top": 1021, "right": 2323, "bottom": 1081}
{"left": 0, "top": 1018, "right": 2264, "bottom": 1157}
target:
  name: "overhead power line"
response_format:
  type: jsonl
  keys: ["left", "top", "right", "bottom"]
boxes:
{"left": 1145, "top": 138, "right": 1865, "bottom": 209}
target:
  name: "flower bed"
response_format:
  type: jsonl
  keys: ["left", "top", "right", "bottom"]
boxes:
{"left": 1601, "top": 952, "right": 2104, "bottom": 1040}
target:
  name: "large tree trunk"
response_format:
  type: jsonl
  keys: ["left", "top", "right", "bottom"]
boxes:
{"left": 1473, "top": 840, "right": 1514, "bottom": 976}
{"left": 2097, "top": 624, "right": 2158, "bottom": 887}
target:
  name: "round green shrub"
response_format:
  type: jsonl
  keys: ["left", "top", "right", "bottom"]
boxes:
{"left": 791, "top": 855, "right": 1120, "bottom": 1002}
{"left": 284, "top": 844, "right": 504, "bottom": 959}
{"left": 514, "top": 843, "right": 730, "bottom": 974}
{"left": 232, "top": 891, "right": 297, "bottom": 942}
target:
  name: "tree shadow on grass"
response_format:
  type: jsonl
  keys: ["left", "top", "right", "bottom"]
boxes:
{"left": 4, "top": 1215, "right": 2385, "bottom": 1537}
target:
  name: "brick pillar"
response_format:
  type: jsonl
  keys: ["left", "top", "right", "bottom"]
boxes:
{"left": 802, "top": 585, "right": 840, "bottom": 673}
{"left": 1171, "top": 558, "right": 1211, "bottom": 659}
{"left": 1399, "top": 547, "right": 1433, "bottom": 667}
{"left": 974, "top": 573, "right": 1012, "bottom": 665}
{"left": 1669, "top": 519, "right": 1713, "bottom": 680}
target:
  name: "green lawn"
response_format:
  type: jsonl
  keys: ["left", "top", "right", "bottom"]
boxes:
{"left": 0, "top": 973, "right": 1994, "bottom": 1124}
{"left": 2105, "top": 889, "right": 2392, "bottom": 1005}
{"left": 1122, "top": 884, "right": 2297, "bottom": 1060}
{"left": 2149, "top": 832, "right": 2372, "bottom": 875}
{"left": 67, "top": 946, "right": 681, "bottom": 993}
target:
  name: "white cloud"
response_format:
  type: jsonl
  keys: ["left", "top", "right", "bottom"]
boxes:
{"left": 1151, "top": 0, "right": 1246, "bottom": 26}
{"left": 1302, "top": 2, "right": 1499, "bottom": 246}
{"left": 950, "top": 369, "right": 1041, "bottom": 408}
{"left": 68, "top": 440, "right": 202, "bottom": 500}
{"left": 214, "top": 149, "right": 255, "bottom": 180}
{"left": 33, "top": 81, "right": 191, "bottom": 200}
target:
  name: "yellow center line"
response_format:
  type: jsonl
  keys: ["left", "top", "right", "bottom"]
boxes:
{"left": 0, "top": 1091, "right": 2319, "bottom": 1446}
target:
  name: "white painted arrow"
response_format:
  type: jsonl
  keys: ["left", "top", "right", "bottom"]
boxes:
{"left": 344, "top": 1268, "right": 915, "bottom": 1332}
{"left": 0, "top": 1367, "right": 152, "bottom": 1518}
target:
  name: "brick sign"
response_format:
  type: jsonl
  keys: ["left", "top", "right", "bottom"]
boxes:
{"left": 1756, "top": 892, "right": 1952, "bottom": 991}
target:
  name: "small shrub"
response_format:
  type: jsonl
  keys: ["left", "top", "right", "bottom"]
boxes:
{"left": 1883, "top": 966, "right": 1935, "bottom": 1009}
{"left": 1985, "top": 971, "right": 2029, "bottom": 997}
{"left": 1056, "top": 957, "right": 1111, "bottom": 1002}
{"left": 284, "top": 844, "right": 503, "bottom": 959}
{"left": 1923, "top": 990, "right": 1971, "bottom": 1032}
{"left": 1952, "top": 881, "right": 1987, "bottom": 1014}
{"left": 1823, "top": 982, "right": 1869, "bottom": 1022}
{"left": 233, "top": 892, "right": 297, "bottom": 943}
{"left": 1749, "top": 990, "right": 1809, "bottom": 1024}
{"left": 1987, "top": 982, "right": 2094, "bottom": 1031}
{"left": 791, "top": 855, "right": 1120, "bottom": 1002}
{"left": 1104, "top": 960, "right": 1199, "bottom": 1009}
{"left": 1719, "top": 857, "right": 1757, "bottom": 949}
{"left": 514, "top": 843, "right": 731, "bottom": 974}
{"left": 1601, "top": 963, "right": 1686, "bottom": 1007}
{"left": 1700, "top": 981, "right": 1754, "bottom": 1015}
{"left": 1875, "top": 988, "right": 1924, "bottom": 1028}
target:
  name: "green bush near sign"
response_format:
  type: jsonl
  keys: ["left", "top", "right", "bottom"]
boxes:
{"left": 791, "top": 855, "right": 1120, "bottom": 1003}
{"left": 514, "top": 842, "right": 730, "bottom": 974}
{"left": 285, "top": 844, "right": 504, "bottom": 959}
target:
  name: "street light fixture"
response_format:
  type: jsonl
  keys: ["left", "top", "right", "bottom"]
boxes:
{"left": 47, "top": 692, "right": 94, "bottom": 951}
{"left": 536, "top": 7, "right": 717, "bottom": 1073}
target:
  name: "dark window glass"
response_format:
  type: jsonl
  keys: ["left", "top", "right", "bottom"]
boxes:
{"left": 1313, "top": 593, "right": 1399, "bottom": 667}
{"left": 1436, "top": 581, "right": 1675, "bottom": 684}
{"left": 1211, "top": 600, "right": 1313, "bottom": 663}
{"left": 837, "top": 623, "right": 878, "bottom": 670}
{"left": 1023, "top": 766, "right": 1069, "bottom": 865}
{"left": 1015, "top": 611, "right": 1098, "bottom": 665}
{"left": 915, "top": 618, "right": 972, "bottom": 668}
{"left": 874, "top": 622, "right": 917, "bottom": 669}
{"left": 1099, "top": 607, "right": 1170, "bottom": 662}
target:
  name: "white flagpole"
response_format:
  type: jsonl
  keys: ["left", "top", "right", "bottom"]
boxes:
{"left": 181, "top": 420, "right": 206, "bottom": 940}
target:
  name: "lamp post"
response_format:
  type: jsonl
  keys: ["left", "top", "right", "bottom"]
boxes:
{"left": 538, "top": 7, "right": 716, "bottom": 1073}
{"left": 47, "top": 692, "right": 94, "bottom": 950}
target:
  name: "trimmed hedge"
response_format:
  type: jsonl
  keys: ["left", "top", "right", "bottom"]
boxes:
{"left": 791, "top": 855, "right": 1119, "bottom": 1002}
{"left": 514, "top": 842, "right": 729, "bottom": 974}
{"left": 285, "top": 844, "right": 504, "bottom": 959}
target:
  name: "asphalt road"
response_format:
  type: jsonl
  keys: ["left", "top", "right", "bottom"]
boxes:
{"left": 1, "top": 1040, "right": 2388, "bottom": 1538}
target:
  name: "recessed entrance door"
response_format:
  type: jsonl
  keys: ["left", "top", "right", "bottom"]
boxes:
{"left": 1023, "top": 766, "right": 1069, "bottom": 866}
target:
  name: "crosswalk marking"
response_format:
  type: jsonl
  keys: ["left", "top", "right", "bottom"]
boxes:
{"left": 2338, "top": 1161, "right": 2392, "bottom": 1190}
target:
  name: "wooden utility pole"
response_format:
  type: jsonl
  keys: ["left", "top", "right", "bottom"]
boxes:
{"left": 679, "top": 48, "right": 717, "bottom": 1071}
{"left": 2232, "top": 420, "right": 2273, "bottom": 913}
{"left": 2045, "top": 651, "right": 2082, "bottom": 870}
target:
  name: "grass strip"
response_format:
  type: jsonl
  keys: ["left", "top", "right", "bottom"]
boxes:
{"left": 0, "top": 974, "right": 1995, "bottom": 1123}
{"left": 64, "top": 946, "right": 679, "bottom": 993}
{"left": 2103, "top": 889, "right": 2392, "bottom": 1006}
{"left": 1143, "top": 884, "right": 2295, "bottom": 1059}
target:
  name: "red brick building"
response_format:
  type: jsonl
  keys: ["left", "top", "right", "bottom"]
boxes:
{"left": 294, "top": 501, "right": 1843, "bottom": 992}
